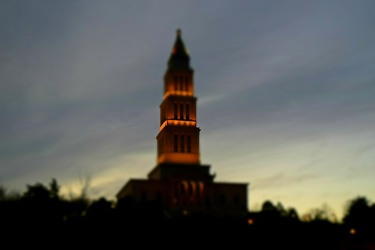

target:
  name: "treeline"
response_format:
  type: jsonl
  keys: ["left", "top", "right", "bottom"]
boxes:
{"left": 0, "top": 179, "right": 374, "bottom": 248}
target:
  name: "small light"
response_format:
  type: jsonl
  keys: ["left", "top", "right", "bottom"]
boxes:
{"left": 248, "top": 218, "right": 254, "bottom": 225}
{"left": 350, "top": 228, "right": 356, "bottom": 235}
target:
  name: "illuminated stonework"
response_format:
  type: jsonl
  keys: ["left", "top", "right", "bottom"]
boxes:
{"left": 157, "top": 31, "right": 200, "bottom": 165}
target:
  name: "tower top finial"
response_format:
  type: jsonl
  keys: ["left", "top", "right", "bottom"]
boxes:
{"left": 168, "top": 28, "right": 190, "bottom": 70}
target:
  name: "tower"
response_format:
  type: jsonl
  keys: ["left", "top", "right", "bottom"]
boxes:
{"left": 117, "top": 30, "right": 248, "bottom": 218}
{"left": 157, "top": 29, "right": 200, "bottom": 165}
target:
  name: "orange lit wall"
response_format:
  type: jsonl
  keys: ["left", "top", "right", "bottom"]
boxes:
{"left": 157, "top": 66, "right": 200, "bottom": 165}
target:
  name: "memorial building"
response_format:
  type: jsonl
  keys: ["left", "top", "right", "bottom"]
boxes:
{"left": 117, "top": 30, "right": 248, "bottom": 218}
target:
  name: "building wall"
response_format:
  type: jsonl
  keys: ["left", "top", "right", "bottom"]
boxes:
{"left": 117, "top": 179, "right": 248, "bottom": 217}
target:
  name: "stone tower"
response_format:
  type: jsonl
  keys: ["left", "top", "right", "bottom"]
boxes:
{"left": 157, "top": 29, "right": 200, "bottom": 165}
{"left": 117, "top": 30, "right": 248, "bottom": 218}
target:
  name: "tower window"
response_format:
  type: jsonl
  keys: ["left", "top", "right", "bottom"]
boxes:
{"left": 180, "top": 104, "right": 184, "bottom": 119}
{"left": 174, "top": 103, "right": 178, "bottom": 119}
{"left": 186, "top": 104, "right": 190, "bottom": 120}
{"left": 187, "top": 135, "right": 191, "bottom": 153}
{"left": 185, "top": 76, "right": 189, "bottom": 91}
{"left": 174, "top": 76, "right": 178, "bottom": 90}
{"left": 174, "top": 135, "right": 178, "bottom": 152}
{"left": 180, "top": 135, "right": 185, "bottom": 153}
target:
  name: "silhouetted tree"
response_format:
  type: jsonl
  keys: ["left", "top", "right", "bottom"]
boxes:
{"left": 276, "top": 202, "right": 288, "bottom": 217}
{"left": 344, "top": 196, "right": 371, "bottom": 224}
{"left": 20, "top": 179, "right": 67, "bottom": 227}
{"left": 287, "top": 207, "right": 299, "bottom": 220}
{"left": 343, "top": 196, "right": 374, "bottom": 239}
{"left": 86, "top": 197, "right": 113, "bottom": 223}
{"left": 259, "top": 200, "right": 283, "bottom": 228}
{"left": 49, "top": 178, "right": 60, "bottom": 199}
{"left": 261, "top": 200, "right": 277, "bottom": 213}
{"left": 63, "top": 195, "right": 90, "bottom": 223}
{"left": 23, "top": 182, "right": 50, "bottom": 200}
{"left": 303, "top": 203, "right": 337, "bottom": 223}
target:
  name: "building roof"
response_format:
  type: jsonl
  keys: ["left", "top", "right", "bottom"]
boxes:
{"left": 167, "top": 29, "right": 191, "bottom": 70}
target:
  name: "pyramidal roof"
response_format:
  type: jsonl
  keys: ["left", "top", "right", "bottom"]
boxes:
{"left": 167, "top": 29, "right": 191, "bottom": 70}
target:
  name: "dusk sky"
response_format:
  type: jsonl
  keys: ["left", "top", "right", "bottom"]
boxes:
{"left": 1, "top": 0, "right": 375, "bottom": 219}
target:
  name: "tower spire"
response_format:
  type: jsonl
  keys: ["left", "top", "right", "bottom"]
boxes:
{"left": 168, "top": 29, "right": 190, "bottom": 70}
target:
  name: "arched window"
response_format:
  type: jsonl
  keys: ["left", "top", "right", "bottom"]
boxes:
{"left": 198, "top": 182, "right": 204, "bottom": 205}
{"left": 174, "top": 103, "right": 178, "bottom": 119}
{"left": 180, "top": 104, "right": 184, "bottom": 119}
{"left": 190, "top": 181, "right": 197, "bottom": 205}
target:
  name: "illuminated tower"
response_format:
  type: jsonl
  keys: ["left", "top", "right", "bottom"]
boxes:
{"left": 157, "top": 29, "right": 200, "bottom": 165}
{"left": 117, "top": 30, "right": 248, "bottom": 218}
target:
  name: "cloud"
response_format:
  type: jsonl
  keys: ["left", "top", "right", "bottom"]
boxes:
{"left": 251, "top": 171, "right": 321, "bottom": 191}
{"left": 1, "top": 1, "right": 375, "bottom": 219}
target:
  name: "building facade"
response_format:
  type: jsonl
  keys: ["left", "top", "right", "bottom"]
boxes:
{"left": 117, "top": 30, "right": 248, "bottom": 218}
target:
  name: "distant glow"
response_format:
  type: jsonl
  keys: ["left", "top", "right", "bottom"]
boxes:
{"left": 303, "top": 215, "right": 311, "bottom": 222}
{"left": 248, "top": 218, "right": 254, "bottom": 225}
{"left": 350, "top": 228, "right": 356, "bottom": 235}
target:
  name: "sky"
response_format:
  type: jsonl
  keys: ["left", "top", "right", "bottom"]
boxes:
{"left": 1, "top": 0, "right": 375, "bottom": 219}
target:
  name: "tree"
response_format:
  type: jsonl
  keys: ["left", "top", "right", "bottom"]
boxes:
{"left": 49, "top": 178, "right": 60, "bottom": 199}
{"left": 261, "top": 200, "right": 277, "bottom": 213}
{"left": 86, "top": 197, "right": 113, "bottom": 223}
{"left": 287, "top": 207, "right": 299, "bottom": 220}
{"left": 303, "top": 203, "right": 337, "bottom": 223}
{"left": 343, "top": 196, "right": 371, "bottom": 230}
{"left": 23, "top": 182, "right": 50, "bottom": 200}
{"left": 260, "top": 200, "right": 282, "bottom": 226}
{"left": 276, "top": 202, "right": 287, "bottom": 217}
